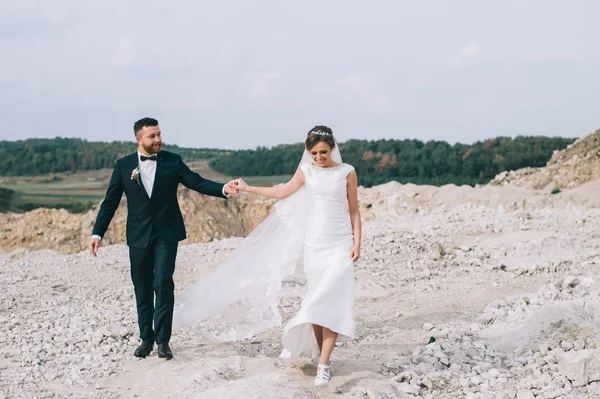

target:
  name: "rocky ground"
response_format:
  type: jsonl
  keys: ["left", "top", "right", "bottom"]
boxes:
{"left": 3, "top": 131, "right": 600, "bottom": 398}
{"left": 2, "top": 180, "right": 600, "bottom": 398}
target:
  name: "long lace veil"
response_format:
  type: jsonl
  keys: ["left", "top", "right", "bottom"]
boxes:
{"left": 173, "top": 142, "right": 343, "bottom": 341}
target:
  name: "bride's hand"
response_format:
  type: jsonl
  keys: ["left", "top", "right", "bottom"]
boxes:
{"left": 232, "top": 178, "right": 248, "bottom": 191}
{"left": 350, "top": 245, "right": 360, "bottom": 262}
{"left": 224, "top": 181, "right": 239, "bottom": 195}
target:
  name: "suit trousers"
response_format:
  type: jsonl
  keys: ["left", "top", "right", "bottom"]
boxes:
{"left": 128, "top": 226, "right": 178, "bottom": 344}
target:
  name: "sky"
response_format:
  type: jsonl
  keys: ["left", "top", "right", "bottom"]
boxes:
{"left": 0, "top": 0, "right": 598, "bottom": 149}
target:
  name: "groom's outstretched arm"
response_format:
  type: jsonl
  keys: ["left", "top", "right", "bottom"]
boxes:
{"left": 92, "top": 161, "right": 124, "bottom": 239}
{"left": 178, "top": 156, "right": 228, "bottom": 199}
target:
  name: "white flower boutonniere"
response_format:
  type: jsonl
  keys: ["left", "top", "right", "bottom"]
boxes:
{"left": 131, "top": 166, "right": 140, "bottom": 185}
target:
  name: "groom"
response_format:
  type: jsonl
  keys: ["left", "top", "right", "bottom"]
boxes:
{"left": 89, "top": 117, "right": 238, "bottom": 360}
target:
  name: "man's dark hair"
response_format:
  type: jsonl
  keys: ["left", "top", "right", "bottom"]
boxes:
{"left": 134, "top": 117, "right": 159, "bottom": 137}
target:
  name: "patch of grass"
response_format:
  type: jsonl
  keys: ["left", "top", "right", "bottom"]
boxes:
{"left": 10, "top": 191, "right": 103, "bottom": 213}
{"left": 17, "top": 192, "right": 104, "bottom": 201}
{"left": 0, "top": 159, "right": 291, "bottom": 213}
{"left": 39, "top": 175, "right": 64, "bottom": 183}
{"left": 13, "top": 199, "right": 96, "bottom": 213}
{"left": 0, "top": 187, "right": 15, "bottom": 211}
{"left": 241, "top": 175, "right": 292, "bottom": 186}
{"left": 0, "top": 171, "right": 108, "bottom": 213}
{"left": 0, "top": 181, "right": 106, "bottom": 191}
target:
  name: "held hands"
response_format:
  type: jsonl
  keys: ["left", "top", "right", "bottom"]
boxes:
{"left": 350, "top": 245, "right": 361, "bottom": 262}
{"left": 224, "top": 180, "right": 240, "bottom": 195}
{"left": 229, "top": 178, "right": 248, "bottom": 192}
{"left": 89, "top": 238, "right": 100, "bottom": 257}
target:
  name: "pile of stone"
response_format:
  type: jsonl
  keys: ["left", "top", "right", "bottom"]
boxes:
{"left": 382, "top": 275, "right": 600, "bottom": 398}
{"left": 0, "top": 189, "right": 275, "bottom": 254}
{"left": 490, "top": 129, "right": 600, "bottom": 191}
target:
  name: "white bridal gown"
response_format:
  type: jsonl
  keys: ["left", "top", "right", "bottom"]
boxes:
{"left": 174, "top": 157, "right": 356, "bottom": 362}
{"left": 280, "top": 162, "right": 356, "bottom": 361}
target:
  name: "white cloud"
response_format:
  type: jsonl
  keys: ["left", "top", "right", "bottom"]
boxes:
{"left": 242, "top": 72, "right": 283, "bottom": 99}
{"left": 453, "top": 42, "right": 484, "bottom": 67}
{"left": 0, "top": 0, "right": 38, "bottom": 15}
{"left": 0, "top": 0, "right": 75, "bottom": 39}
{"left": 357, "top": 0, "right": 425, "bottom": 11}
{"left": 111, "top": 36, "right": 138, "bottom": 68}
{"left": 38, "top": 0, "right": 73, "bottom": 24}
{"left": 318, "top": 73, "right": 390, "bottom": 113}
{"left": 0, "top": 0, "right": 598, "bottom": 148}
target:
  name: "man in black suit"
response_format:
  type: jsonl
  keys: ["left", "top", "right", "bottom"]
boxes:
{"left": 89, "top": 117, "right": 238, "bottom": 360}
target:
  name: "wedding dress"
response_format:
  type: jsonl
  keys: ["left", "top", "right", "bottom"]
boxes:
{"left": 174, "top": 145, "right": 356, "bottom": 362}
{"left": 279, "top": 161, "right": 355, "bottom": 360}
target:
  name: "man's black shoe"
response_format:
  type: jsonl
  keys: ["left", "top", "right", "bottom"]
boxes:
{"left": 134, "top": 340, "right": 154, "bottom": 358}
{"left": 157, "top": 343, "right": 173, "bottom": 360}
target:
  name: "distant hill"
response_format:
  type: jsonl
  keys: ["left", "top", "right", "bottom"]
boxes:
{"left": 490, "top": 128, "right": 600, "bottom": 190}
{"left": 0, "top": 138, "right": 228, "bottom": 176}
{"left": 210, "top": 136, "right": 576, "bottom": 187}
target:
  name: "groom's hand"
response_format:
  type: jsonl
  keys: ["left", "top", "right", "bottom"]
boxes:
{"left": 232, "top": 178, "right": 248, "bottom": 191}
{"left": 89, "top": 238, "right": 100, "bottom": 257}
{"left": 224, "top": 181, "right": 239, "bottom": 195}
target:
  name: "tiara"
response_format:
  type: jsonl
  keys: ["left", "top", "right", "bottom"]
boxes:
{"left": 311, "top": 130, "right": 333, "bottom": 136}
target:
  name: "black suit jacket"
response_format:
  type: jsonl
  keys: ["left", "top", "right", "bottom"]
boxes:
{"left": 92, "top": 151, "right": 227, "bottom": 248}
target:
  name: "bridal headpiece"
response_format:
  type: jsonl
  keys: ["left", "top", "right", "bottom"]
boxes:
{"left": 311, "top": 130, "right": 333, "bottom": 136}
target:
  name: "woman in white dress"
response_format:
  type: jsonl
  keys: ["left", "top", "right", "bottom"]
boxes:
{"left": 173, "top": 126, "right": 361, "bottom": 387}
{"left": 231, "top": 126, "right": 362, "bottom": 386}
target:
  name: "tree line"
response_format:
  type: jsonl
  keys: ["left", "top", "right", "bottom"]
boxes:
{"left": 0, "top": 138, "right": 227, "bottom": 176}
{"left": 209, "top": 136, "right": 575, "bottom": 187}
{"left": 0, "top": 136, "right": 575, "bottom": 187}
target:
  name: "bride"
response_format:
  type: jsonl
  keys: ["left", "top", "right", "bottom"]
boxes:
{"left": 174, "top": 125, "right": 362, "bottom": 387}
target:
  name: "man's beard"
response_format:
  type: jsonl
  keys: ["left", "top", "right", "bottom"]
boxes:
{"left": 143, "top": 142, "right": 161, "bottom": 154}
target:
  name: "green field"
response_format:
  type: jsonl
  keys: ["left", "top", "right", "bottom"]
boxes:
{"left": 0, "top": 181, "right": 106, "bottom": 191}
{"left": 241, "top": 175, "right": 292, "bottom": 186}
{"left": 0, "top": 160, "right": 291, "bottom": 213}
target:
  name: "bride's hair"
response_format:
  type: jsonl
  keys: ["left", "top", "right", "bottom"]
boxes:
{"left": 306, "top": 125, "right": 336, "bottom": 150}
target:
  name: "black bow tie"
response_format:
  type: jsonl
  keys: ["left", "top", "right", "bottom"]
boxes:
{"left": 140, "top": 154, "right": 157, "bottom": 162}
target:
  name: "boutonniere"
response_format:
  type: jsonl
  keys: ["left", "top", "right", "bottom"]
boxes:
{"left": 131, "top": 166, "right": 140, "bottom": 185}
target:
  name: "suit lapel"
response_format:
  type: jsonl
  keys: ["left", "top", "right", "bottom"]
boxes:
{"left": 130, "top": 153, "right": 150, "bottom": 200}
{"left": 150, "top": 152, "right": 164, "bottom": 198}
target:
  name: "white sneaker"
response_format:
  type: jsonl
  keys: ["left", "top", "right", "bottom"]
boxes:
{"left": 314, "top": 364, "right": 332, "bottom": 387}
{"left": 313, "top": 355, "right": 333, "bottom": 374}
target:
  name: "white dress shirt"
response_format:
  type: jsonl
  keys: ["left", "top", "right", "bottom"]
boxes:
{"left": 138, "top": 151, "right": 157, "bottom": 198}
{"left": 92, "top": 151, "right": 228, "bottom": 241}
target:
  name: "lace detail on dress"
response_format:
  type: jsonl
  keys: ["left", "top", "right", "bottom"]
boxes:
{"left": 308, "top": 162, "right": 346, "bottom": 171}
